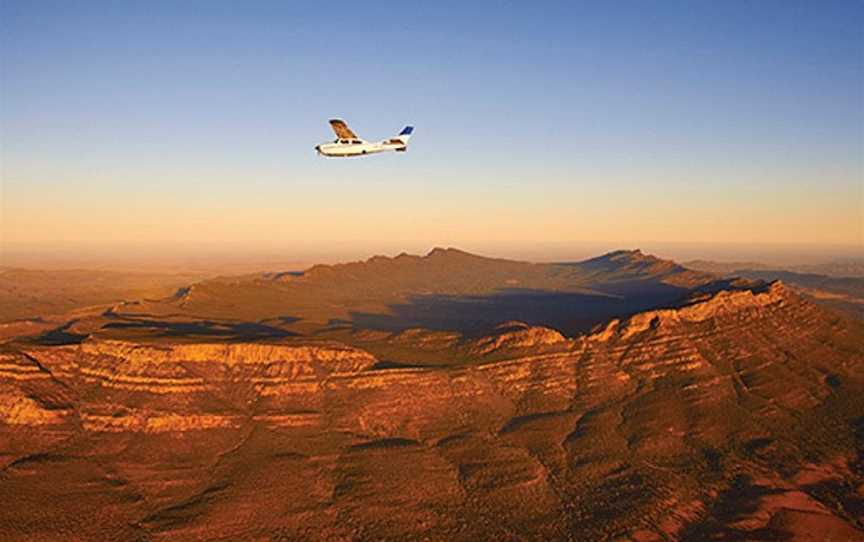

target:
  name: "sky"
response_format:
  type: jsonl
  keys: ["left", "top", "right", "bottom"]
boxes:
{"left": 1, "top": 1, "right": 862, "bottom": 265}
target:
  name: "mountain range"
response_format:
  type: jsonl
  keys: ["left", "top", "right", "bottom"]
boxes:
{"left": 0, "top": 249, "right": 862, "bottom": 540}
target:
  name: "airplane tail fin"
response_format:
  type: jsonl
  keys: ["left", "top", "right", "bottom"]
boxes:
{"left": 393, "top": 126, "right": 413, "bottom": 144}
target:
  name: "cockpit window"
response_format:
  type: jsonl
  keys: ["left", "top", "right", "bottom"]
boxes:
{"left": 352, "top": 140, "right": 362, "bottom": 144}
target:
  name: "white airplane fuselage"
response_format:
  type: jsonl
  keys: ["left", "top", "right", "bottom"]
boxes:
{"left": 315, "top": 138, "right": 407, "bottom": 157}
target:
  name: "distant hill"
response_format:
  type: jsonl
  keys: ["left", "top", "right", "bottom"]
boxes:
{"left": 685, "top": 260, "right": 864, "bottom": 318}
{"left": 687, "top": 258, "right": 864, "bottom": 278}
{"left": 0, "top": 268, "right": 204, "bottom": 322}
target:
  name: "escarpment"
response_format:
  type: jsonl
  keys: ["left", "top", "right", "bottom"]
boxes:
{"left": 4, "top": 282, "right": 859, "bottom": 436}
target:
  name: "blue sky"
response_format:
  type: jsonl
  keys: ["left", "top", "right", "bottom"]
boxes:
{"left": 2, "top": 1, "right": 862, "bottom": 261}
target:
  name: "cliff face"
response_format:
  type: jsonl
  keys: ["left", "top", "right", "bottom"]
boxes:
{"left": 1, "top": 282, "right": 862, "bottom": 540}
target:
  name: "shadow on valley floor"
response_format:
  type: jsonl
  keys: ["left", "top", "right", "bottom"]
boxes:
{"left": 31, "top": 320, "right": 89, "bottom": 345}
{"left": 350, "top": 284, "right": 693, "bottom": 336}
{"left": 680, "top": 474, "right": 790, "bottom": 542}
{"left": 97, "top": 319, "right": 299, "bottom": 341}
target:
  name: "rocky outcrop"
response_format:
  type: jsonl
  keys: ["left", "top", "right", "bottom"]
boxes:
{"left": 77, "top": 339, "right": 376, "bottom": 369}
{"left": 596, "top": 281, "right": 792, "bottom": 341}
{"left": 462, "top": 321, "right": 568, "bottom": 356}
{"left": 22, "top": 338, "right": 376, "bottom": 397}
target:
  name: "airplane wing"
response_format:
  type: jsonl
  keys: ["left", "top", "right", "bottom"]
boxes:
{"left": 329, "top": 119, "right": 358, "bottom": 139}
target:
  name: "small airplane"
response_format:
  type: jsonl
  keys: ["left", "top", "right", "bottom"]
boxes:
{"left": 315, "top": 119, "right": 414, "bottom": 157}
